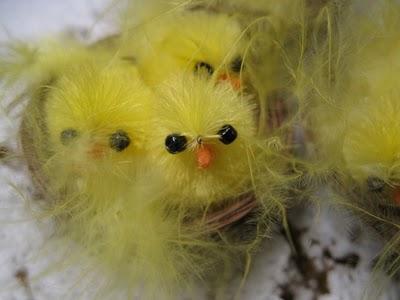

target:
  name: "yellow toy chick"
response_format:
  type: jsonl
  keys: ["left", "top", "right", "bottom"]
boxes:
{"left": 339, "top": 1, "right": 400, "bottom": 209}
{"left": 120, "top": 7, "right": 246, "bottom": 89}
{"left": 149, "top": 74, "right": 254, "bottom": 207}
{"left": 293, "top": 0, "right": 400, "bottom": 233}
{"left": 46, "top": 63, "right": 150, "bottom": 182}
{"left": 149, "top": 72, "right": 289, "bottom": 217}
{"left": 19, "top": 59, "right": 152, "bottom": 198}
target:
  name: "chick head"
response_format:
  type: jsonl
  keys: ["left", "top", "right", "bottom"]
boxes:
{"left": 132, "top": 11, "right": 247, "bottom": 89}
{"left": 44, "top": 63, "right": 152, "bottom": 179}
{"left": 149, "top": 74, "right": 256, "bottom": 207}
{"left": 342, "top": 92, "right": 400, "bottom": 206}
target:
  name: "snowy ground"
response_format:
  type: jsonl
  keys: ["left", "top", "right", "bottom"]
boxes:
{"left": 0, "top": 1, "right": 399, "bottom": 299}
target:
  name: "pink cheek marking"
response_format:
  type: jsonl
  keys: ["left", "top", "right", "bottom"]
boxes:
{"left": 87, "top": 143, "right": 106, "bottom": 160}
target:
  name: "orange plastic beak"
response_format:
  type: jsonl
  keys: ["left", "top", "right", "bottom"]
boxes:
{"left": 393, "top": 188, "right": 400, "bottom": 205}
{"left": 196, "top": 145, "right": 214, "bottom": 170}
{"left": 218, "top": 73, "right": 241, "bottom": 90}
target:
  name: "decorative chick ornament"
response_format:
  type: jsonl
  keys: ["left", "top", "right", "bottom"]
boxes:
{"left": 143, "top": 73, "right": 293, "bottom": 298}
{"left": 34, "top": 63, "right": 152, "bottom": 195}
{"left": 148, "top": 72, "right": 291, "bottom": 224}
{"left": 17, "top": 61, "right": 290, "bottom": 300}
{"left": 293, "top": 0, "right": 400, "bottom": 250}
{"left": 6, "top": 38, "right": 153, "bottom": 196}
{"left": 120, "top": 6, "right": 247, "bottom": 90}
{"left": 149, "top": 73, "right": 255, "bottom": 207}
{"left": 335, "top": 1, "right": 400, "bottom": 231}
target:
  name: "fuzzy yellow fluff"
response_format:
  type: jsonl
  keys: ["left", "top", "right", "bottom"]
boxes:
{"left": 342, "top": 93, "right": 400, "bottom": 185}
{"left": 120, "top": 8, "right": 247, "bottom": 87}
{"left": 44, "top": 63, "right": 152, "bottom": 187}
{"left": 298, "top": 0, "right": 400, "bottom": 186}
{"left": 148, "top": 72, "right": 290, "bottom": 212}
{"left": 286, "top": 1, "right": 400, "bottom": 284}
{"left": 0, "top": 38, "right": 108, "bottom": 88}
{"left": 149, "top": 74, "right": 255, "bottom": 207}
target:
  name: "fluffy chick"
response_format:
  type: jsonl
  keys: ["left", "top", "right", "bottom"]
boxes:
{"left": 296, "top": 0, "right": 400, "bottom": 209}
{"left": 21, "top": 61, "right": 152, "bottom": 197}
{"left": 149, "top": 73, "right": 289, "bottom": 210}
{"left": 120, "top": 9, "right": 246, "bottom": 89}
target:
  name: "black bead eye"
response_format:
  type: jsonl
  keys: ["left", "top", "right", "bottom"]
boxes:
{"left": 218, "top": 124, "right": 238, "bottom": 145}
{"left": 165, "top": 134, "right": 187, "bottom": 154}
{"left": 366, "top": 176, "right": 385, "bottom": 192}
{"left": 109, "top": 130, "right": 131, "bottom": 152}
{"left": 60, "top": 128, "right": 79, "bottom": 145}
{"left": 194, "top": 61, "right": 214, "bottom": 75}
{"left": 231, "top": 56, "right": 243, "bottom": 73}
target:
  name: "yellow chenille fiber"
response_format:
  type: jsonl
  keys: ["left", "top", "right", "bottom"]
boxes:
{"left": 295, "top": 0, "right": 400, "bottom": 186}
{"left": 0, "top": 38, "right": 102, "bottom": 88}
{"left": 287, "top": 1, "right": 400, "bottom": 286}
{"left": 149, "top": 74, "right": 256, "bottom": 207}
{"left": 120, "top": 5, "right": 247, "bottom": 88}
{"left": 44, "top": 63, "right": 151, "bottom": 187}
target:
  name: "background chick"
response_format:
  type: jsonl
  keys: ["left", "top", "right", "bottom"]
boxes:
{"left": 120, "top": 7, "right": 247, "bottom": 89}
{"left": 294, "top": 0, "right": 400, "bottom": 234}
{"left": 338, "top": 0, "right": 400, "bottom": 208}
{"left": 167, "top": 0, "right": 311, "bottom": 137}
{"left": 306, "top": 0, "right": 400, "bottom": 180}
{"left": 21, "top": 61, "right": 152, "bottom": 198}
